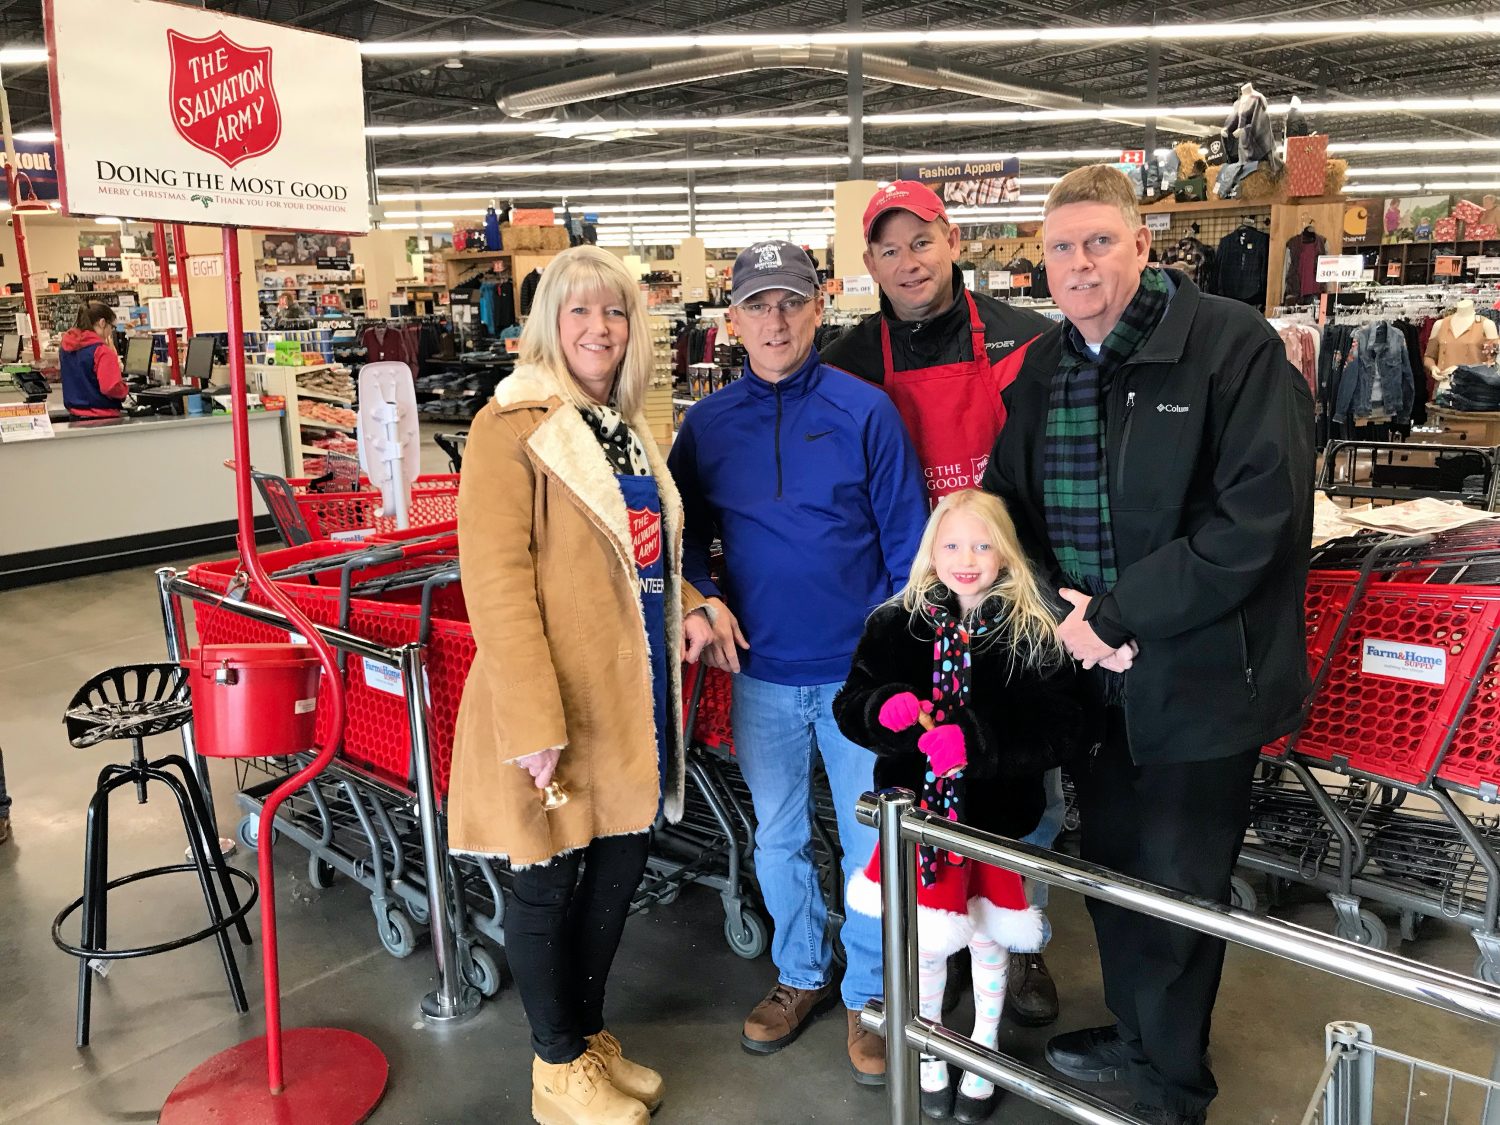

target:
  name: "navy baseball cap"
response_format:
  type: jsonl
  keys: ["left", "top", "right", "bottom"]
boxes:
{"left": 730, "top": 240, "right": 819, "bottom": 304}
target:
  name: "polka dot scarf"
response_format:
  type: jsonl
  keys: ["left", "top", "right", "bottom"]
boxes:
{"left": 579, "top": 402, "right": 651, "bottom": 477}
{"left": 918, "top": 595, "right": 993, "bottom": 887}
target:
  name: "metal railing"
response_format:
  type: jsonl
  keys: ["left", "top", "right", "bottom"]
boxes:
{"left": 856, "top": 789, "right": 1500, "bottom": 1125}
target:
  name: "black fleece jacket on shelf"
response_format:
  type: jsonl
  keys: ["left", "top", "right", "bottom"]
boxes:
{"left": 832, "top": 596, "right": 1102, "bottom": 840}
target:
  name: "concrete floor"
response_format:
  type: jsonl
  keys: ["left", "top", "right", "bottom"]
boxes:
{"left": 3, "top": 449, "right": 1499, "bottom": 1123}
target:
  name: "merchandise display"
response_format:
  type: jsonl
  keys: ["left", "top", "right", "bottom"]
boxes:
{"left": 13, "top": 5, "right": 1500, "bottom": 1124}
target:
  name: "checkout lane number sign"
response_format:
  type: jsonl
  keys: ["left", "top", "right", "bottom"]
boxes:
{"left": 1360, "top": 637, "right": 1447, "bottom": 686}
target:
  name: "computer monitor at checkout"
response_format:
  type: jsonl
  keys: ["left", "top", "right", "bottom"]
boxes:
{"left": 184, "top": 336, "right": 216, "bottom": 384}
{"left": 123, "top": 336, "right": 154, "bottom": 380}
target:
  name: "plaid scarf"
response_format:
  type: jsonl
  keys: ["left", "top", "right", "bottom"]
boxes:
{"left": 918, "top": 595, "right": 994, "bottom": 886}
{"left": 1043, "top": 267, "right": 1170, "bottom": 596}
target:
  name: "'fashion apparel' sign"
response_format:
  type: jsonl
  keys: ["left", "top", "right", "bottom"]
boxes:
{"left": 1361, "top": 638, "right": 1447, "bottom": 686}
{"left": 45, "top": 0, "right": 369, "bottom": 233}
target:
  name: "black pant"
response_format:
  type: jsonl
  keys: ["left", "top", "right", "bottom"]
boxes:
{"left": 1077, "top": 709, "right": 1259, "bottom": 1115}
{"left": 505, "top": 832, "right": 651, "bottom": 1064}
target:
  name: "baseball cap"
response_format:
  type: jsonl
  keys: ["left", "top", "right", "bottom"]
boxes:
{"left": 730, "top": 240, "right": 820, "bottom": 305}
{"left": 862, "top": 180, "right": 950, "bottom": 242}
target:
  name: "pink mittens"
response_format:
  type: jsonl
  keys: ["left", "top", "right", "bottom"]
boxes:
{"left": 878, "top": 691, "right": 923, "bottom": 732}
{"left": 918, "top": 724, "right": 967, "bottom": 778}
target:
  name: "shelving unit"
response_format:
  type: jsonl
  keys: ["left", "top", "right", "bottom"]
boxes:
{"left": 253, "top": 362, "right": 359, "bottom": 476}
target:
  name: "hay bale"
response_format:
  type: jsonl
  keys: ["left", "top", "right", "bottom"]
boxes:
{"left": 1174, "top": 140, "right": 1203, "bottom": 171}
{"left": 1237, "top": 165, "right": 1286, "bottom": 203}
{"left": 1323, "top": 158, "right": 1348, "bottom": 197}
{"left": 1205, "top": 163, "right": 1223, "bottom": 197}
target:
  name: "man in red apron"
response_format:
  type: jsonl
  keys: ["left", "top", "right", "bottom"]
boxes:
{"left": 822, "top": 180, "right": 1055, "bottom": 503}
{"left": 822, "top": 180, "right": 1066, "bottom": 1030}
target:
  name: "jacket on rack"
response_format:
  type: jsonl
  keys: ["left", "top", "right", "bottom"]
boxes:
{"left": 832, "top": 595, "right": 1101, "bottom": 843}
{"left": 982, "top": 275, "right": 1315, "bottom": 765}
{"left": 821, "top": 266, "right": 1051, "bottom": 384}
{"left": 60, "top": 327, "right": 127, "bottom": 416}
{"left": 667, "top": 347, "right": 927, "bottom": 686}
{"left": 1333, "top": 321, "right": 1414, "bottom": 424}
{"left": 1215, "top": 226, "right": 1270, "bottom": 308}
{"left": 447, "top": 366, "right": 708, "bottom": 866}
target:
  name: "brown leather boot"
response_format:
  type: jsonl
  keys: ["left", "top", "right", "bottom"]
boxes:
{"left": 531, "top": 1050, "right": 649, "bottom": 1125}
{"left": 586, "top": 1030, "right": 664, "bottom": 1112}
{"left": 741, "top": 981, "right": 836, "bottom": 1054}
{"left": 846, "top": 1008, "right": 887, "bottom": 1086}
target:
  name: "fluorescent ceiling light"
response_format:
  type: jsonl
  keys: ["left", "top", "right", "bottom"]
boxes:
{"left": 1344, "top": 183, "right": 1425, "bottom": 193}
{"left": 1330, "top": 139, "right": 1500, "bottom": 154}
{"left": 694, "top": 182, "right": 836, "bottom": 193}
{"left": 379, "top": 187, "right": 692, "bottom": 201}
{"left": 1345, "top": 181, "right": 1500, "bottom": 192}
{"left": 376, "top": 156, "right": 847, "bottom": 178}
{"left": 1343, "top": 165, "right": 1500, "bottom": 176}
{"left": 0, "top": 47, "right": 46, "bottom": 65}
{"left": 358, "top": 20, "right": 1500, "bottom": 57}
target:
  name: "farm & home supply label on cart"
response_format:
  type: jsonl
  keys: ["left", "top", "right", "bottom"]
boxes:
{"left": 45, "top": 0, "right": 369, "bottom": 234}
{"left": 1360, "top": 638, "right": 1447, "bottom": 686}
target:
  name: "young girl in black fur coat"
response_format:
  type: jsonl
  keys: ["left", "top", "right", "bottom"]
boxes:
{"left": 834, "top": 489, "right": 1099, "bottom": 1123}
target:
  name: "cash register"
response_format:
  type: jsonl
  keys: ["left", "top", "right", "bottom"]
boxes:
{"left": 126, "top": 336, "right": 200, "bottom": 416}
{"left": 1, "top": 332, "right": 51, "bottom": 402}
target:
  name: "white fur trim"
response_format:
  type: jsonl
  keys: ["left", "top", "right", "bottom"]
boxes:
{"left": 848, "top": 872, "right": 976, "bottom": 957}
{"left": 846, "top": 870, "right": 883, "bottom": 920}
{"left": 969, "top": 898, "right": 1046, "bottom": 954}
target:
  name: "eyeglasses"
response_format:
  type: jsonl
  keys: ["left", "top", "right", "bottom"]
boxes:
{"left": 736, "top": 296, "right": 813, "bottom": 319}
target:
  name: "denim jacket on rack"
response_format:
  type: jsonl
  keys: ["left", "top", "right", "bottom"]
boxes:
{"left": 1334, "top": 320, "right": 1413, "bottom": 423}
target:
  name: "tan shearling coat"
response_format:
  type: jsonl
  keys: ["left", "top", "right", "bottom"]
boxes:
{"left": 447, "top": 366, "right": 705, "bottom": 866}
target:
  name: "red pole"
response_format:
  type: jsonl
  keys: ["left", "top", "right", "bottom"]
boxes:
{"left": 173, "top": 222, "right": 195, "bottom": 338}
{"left": 154, "top": 220, "right": 181, "bottom": 384}
{"left": 11, "top": 209, "right": 40, "bottom": 361}
{"left": 221, "top": 225, "right": 348, "bottom": 1095}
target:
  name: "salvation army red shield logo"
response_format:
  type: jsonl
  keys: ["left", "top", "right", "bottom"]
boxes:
{"left": 167, "top": 30, "right": 282, "bottom": 168}
{"left": 628, "top": 507, "right": 662, "bottom": 569}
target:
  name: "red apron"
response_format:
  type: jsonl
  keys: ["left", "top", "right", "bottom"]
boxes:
{"left": 880, "top": 291, "right": 1033, "bottom": 503}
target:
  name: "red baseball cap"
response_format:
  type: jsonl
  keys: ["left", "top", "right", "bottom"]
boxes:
{"left": 862, "top": 180, "right": 950, "bottom": 242}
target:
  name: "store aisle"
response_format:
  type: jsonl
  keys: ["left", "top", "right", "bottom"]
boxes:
{"left": 1, "top": 560, "right": 1496, "bottom": 1124}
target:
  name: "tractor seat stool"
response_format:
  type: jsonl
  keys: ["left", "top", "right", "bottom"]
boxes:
{"left": 50, "top": 663, "right": 259, "bottom": 1048}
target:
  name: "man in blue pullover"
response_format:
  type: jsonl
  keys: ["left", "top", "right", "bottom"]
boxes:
{"left": 669, "top": 240, "right": 927, "bottom": 1086}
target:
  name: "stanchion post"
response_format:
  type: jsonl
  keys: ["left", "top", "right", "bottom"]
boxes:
{"left": 154, "top": 220, "right": 182, "bottom": 384}
{"left": 173, "top": 223, "right": 195, "bottom": 338}
{"left": 400, "top": 643, "right": 480, "bottom": 1024}
{"left": 877, "top": 789, "right": 920, "bottom": 1125}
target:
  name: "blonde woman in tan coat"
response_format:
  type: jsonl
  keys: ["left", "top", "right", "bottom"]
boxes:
{"left": 449, "top": 245, "right": 715, "bottom": 1125}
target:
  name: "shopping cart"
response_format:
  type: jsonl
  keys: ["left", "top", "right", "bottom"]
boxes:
{"left": 1238, "top": 527, "right": 1500, "bottom": 980}
{"left": 1302, "top": 1021, "right": 1500, "bottom": 1125}
{"left": 252, "top": 469, "right": 461, "bottom": 546}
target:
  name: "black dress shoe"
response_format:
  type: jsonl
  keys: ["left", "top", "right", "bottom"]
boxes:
{"left": 1004, "top": 951, "right": 1059, "bottom": 1026}
{"left": 921, "top": 1080, "right": 955, "bottom": 1120}
{"left": 1044, "top": 1024, "right": 1132, "bottom": 1083}
{"left": 942, "top": 948, "right": 971, "bottom": 1016}
{"left": 953, "top": 1087, "right": 998, "bottom": 1124}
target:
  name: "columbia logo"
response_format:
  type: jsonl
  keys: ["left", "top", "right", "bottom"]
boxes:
{"left": 1157, "top": 403, "right": 1190, "bottom": 413}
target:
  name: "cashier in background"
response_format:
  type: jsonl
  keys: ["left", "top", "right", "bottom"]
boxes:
{"left": 60, "top": 301, "right": 127, "bottom": 419}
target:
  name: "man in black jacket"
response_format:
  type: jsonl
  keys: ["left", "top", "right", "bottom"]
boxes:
{"left": 823, "top": 179, "right": 1066, "bottom": 1027}
{"left": 982, "top": 165, "right": 1313, "bottom": 1124}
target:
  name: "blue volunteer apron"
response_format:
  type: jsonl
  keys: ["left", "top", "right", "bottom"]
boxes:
{"left": 616, "top": 473, "right": 669, "bottom": 813}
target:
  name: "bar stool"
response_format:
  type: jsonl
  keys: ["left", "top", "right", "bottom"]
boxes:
{"left": 51, "top": 663, "right": 259, "bottom": 1047}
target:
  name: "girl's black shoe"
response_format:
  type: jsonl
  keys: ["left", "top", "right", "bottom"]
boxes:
{"left": 953, "top": 1087, "right": 998, "bottom": 1124}
{"left": 921, "top": 1079, "right": 955, "bottom": 1120}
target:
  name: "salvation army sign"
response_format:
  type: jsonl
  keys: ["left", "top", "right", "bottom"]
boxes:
{"left": 44, "top": 0, "right": 368, "bottom": 233}
{"left": 167, "top": 31, "right": 281, "bottom": 168}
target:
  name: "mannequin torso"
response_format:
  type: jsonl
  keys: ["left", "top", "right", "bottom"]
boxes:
{"left": 1426, "top": 300, "right": 1498, "bottom": 379}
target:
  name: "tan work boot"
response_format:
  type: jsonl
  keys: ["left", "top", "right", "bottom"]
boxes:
{"left": 587, "top": 1030, "right": 664, "bottom": 1112}
{"left": 531, "top": 1050, "right": 649, "bottom": 1125}
{"left": 846, "top": 1008, "right": 887, "bottom": 1086}
{"left": 741, "top": 981, "right": 836, "bottom": 1054}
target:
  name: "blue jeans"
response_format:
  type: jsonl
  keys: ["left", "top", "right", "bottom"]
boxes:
{"left": 731, "top": 674, "right": 883, "bottom": 1010}
{"left": 1018, "top": 767, "right": 1066, "bottom": 936}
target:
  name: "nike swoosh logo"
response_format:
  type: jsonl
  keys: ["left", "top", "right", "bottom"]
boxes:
{"left": 805, "top": 430, "right": 834, "bottom": 441}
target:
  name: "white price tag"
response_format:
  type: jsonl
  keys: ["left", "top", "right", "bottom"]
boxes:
{"left": 1314, "top": 255, "right": 1364, "bottom": 283}
{"left": 1480, "top": 258, "right": 1500, "bottom": 277}
{"left": 842, "top": 275, "right": 876, "bottom": 296}
{"left": 988, "top": 271, "right": 1011, "bottom": 290}
{"left": 1145, "top": 213, "right": 1172, "bottom": 232}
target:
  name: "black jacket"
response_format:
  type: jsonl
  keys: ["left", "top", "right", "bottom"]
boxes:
{"left": 822, "top": 266, "right": 1052, "bottom": 383}
{"left": 832, "top": 598, "right": 1101, "bottom": 840}
{"left": 981, "top": 275, "right": 1315, "bottom": 765}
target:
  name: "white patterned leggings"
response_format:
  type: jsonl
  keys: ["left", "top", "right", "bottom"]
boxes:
{"left": 917, "top": 931, "right": 1009, "bottom": 1099}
